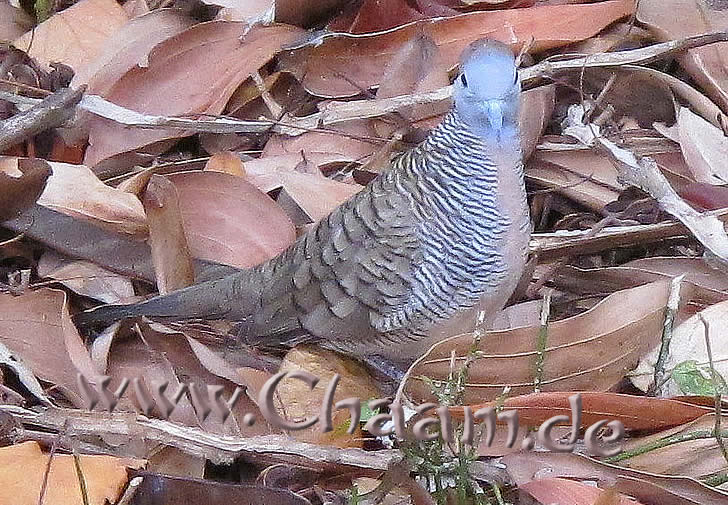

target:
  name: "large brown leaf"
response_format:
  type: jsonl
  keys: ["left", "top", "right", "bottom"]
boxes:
{"left": 13, "top": 0, "right": 128, "bottom": 72}
{"left": 167, "top": 171, "right": 296, "bottom": 268}
{"left": 280, "top": 0, "right": 636, "bottom": 97}
{"left": 84, "top": 21, "right": 303, "bottom": 167}
{"left": 450, "top": 392, "right": 712, "bottom": 431}
{"left": 0, "top": 288, "right": 98, "bottom": 406}
{"left": 403, "top": 280, "right": 672, "bottom": 404}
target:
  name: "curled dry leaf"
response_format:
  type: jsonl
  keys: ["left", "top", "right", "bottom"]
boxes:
{"left": 33, "top": 159, "right": 147, "bottom": 237}
{"left": 280, "top": 0, "right": 636, "bottom": 97}
{"left": 450, "top": 392, "right": 712, "bottom": 431}
{"left": 143, "top": 175, "right": 195, "bottom": 294}
{"left": 619, "top": 414, "right": 728, "bottom": 478}
{"left": 0, "top": 288, "right": 98, "bottom": 406}
{"left": 0, "top": 157, "right": 52, "bottom": 222}
{"left": 520, "top": 478, "right": 643, "bottom": 505}
{"left": 167, "top": 171, "right": 296, "bottom": 268}
{"left": 84, "top": 22, "right": 304, "bottom": 167}
{"left": 403, "top": 280, "right": 672, "bottom": 404}
{"left": 0, "top": 441, "right": 145, "bottom": 505}
{"left": 632, "top": 298, "right": 728, "bottom": 396}
{"left": 13, "top": 0, "right": 129, "bottom": 71}
{"left": 274, "top": 346, "right": 383, "bottom": 447}
{"left": 672, "top": 106, "right": 728, "bottom": 184}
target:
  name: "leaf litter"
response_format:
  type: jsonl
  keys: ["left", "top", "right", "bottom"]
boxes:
{"left": 3, "top": 0, "right": 728, "bottom": 503}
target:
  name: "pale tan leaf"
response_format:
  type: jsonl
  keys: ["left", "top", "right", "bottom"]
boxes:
{"left": 13, "top": 0, "right": 129, "bottom": 71}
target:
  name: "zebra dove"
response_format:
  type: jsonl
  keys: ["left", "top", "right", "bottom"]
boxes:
{"left": 76, "top": 39, "right": 531, "bottom": 373}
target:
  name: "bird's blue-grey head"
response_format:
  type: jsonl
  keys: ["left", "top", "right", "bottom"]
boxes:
{"left": 453, "top": 39, "right": 520, "bottom": 141}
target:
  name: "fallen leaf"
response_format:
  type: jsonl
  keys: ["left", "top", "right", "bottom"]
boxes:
{"left": 16, "top": 158, "right": 148, "bottom": 237}
{"left": 84, "top": 21, "right": 304, "bottom": 167}
{"left": 280, "top": 0, "right": 636, "bottom": 97}
{"left": 203, "top": 0, "right": 274, "bottom": 23}
{"left": 167, "top": 170, "right": 296, "bottom": 268}
{"left": 403, "top": 280, "right": 673, "bottom": 404}
{"left": 0, "top": 158, "right": 52, "bottom": 222}
{"left": 638, "top": 0, "right": 728, "bottom": 114}
{"left": 0, "top": 0, "right": 32, "bottom": 41}
{"left": 619, "top": 414, "right": 728, "bottom": 478}
{"left": 143, "top": 175, "right": 195, "bottom": 294}
{"left": 503, "top": 452, "right": 728, "bottom": 505}
{"left": 274, "top": 345, "right": 383, "bottom": 447}
{"left": 632, "top": 298, "right": 728, "bottom": 396}
{"left": 0, "top": 288, "right": 99, "bottom": 406}
{"left": 38, "top": 251, "right": 134, "bottom": 303}
{"left": 450, "top": 392, "right": 712, "bottom": 431}
{"left": 131, "top": 472, "right": 310, "bottom": 505}
{"left": 13, "top": 0, "right": 129, "bottom": 72}
{"left": 673, "top": 106, "right": 728, "bottom": 184}
{"left": 204, "top": 151, "right": 246, "bottom": 176}
{"left": 521, "top": 478, "right": 643, "bottom": 505}
{"left": 0, "top": 441, "right": 145, "bottom": 505}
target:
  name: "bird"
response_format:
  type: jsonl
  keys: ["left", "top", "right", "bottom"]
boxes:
{"left": 76, "top": 39, "right": 531, "bottom": 376}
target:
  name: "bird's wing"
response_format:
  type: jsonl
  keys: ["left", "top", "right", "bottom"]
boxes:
{"left": 244, "top": 156, "right": 423, "bottom": 348}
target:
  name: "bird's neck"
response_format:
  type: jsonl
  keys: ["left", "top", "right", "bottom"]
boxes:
{"left": 419, "top": 108, "right": 522, "bottom": 182}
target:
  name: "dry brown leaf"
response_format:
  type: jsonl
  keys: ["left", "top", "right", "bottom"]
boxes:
{"left": 374, "top": 30, "right": 450, "bottom": 133}
{"left": 4, "top": 157, "right": 149, "bottom": 237}
{"left": 280, "top": 0, "right": 636, "bottom": 97}
{"left": 38, "top": 251, "right": 134, "bottom": 303}
{"left": 84, "top": 21, "right": 304, "bottom": 167}
{"left": 71, "top": 9, "right": 194, "bottom": 93}
{"left": 451, "top": 392, "right": 711, "bottom": 431}
{"left": 619, "top": 414, "right": 728, "bottom": 478}
{"left": 0, "top": 0, "right": 32, "bottom": 40}
{"left": 638, "top": 0, "right": 728, "bottom": 114}
{"left": 403, "top": 280, "right": 672, "bottom": 404}
{"left": 13, "top": 0, "right": 129, "bottom": 72}
{"left": 242, "top": 154, "right": 364, "bottom": 223}
{"left": 274, "top": 346, "right": 382, "bottom": 447}
{"left": 527, "top": 149, "right": 622, "bottom": 211}
{"left": 551, "top": 262, "right": 728, "bottom": 312}
{"left": 503, "top": 452, "right": 728, "bottom": 505}
{"left": 104, "top": 324, "right": 269, "bottom": 436}
{"left": 204, "top": 151, "right": 246, "bottom": 176}
{"left": 0, "top": 441, "right": 145, "bottom": 505}
{"left": 520, "top": 84, "right": 555, "bottom": 159}
{"left": 0, "top": 288, "right": 99, "bottom": 406}
{"left": 167, "top": 170, "right": 296, "bottom": 268}
{"left": 143, "top": 175, "right": 195, "bottom": 294}
{"left": 521, "top": 478, "right": 643, "bottom": 505}
{"left": 0, "top": 158, "right": 52, "bottom": 222}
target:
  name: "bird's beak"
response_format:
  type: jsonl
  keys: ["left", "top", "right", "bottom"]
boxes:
{"left": 484, "top": 100, "right": 504, "bottom": 130}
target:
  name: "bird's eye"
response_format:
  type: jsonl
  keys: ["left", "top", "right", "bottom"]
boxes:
{"left": 460, "top": 73, "right": 468, "bottom": 87}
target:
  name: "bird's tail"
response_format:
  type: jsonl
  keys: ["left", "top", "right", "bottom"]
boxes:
{"left": 74, "top": 274, "right": 250, "bottom": 328}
